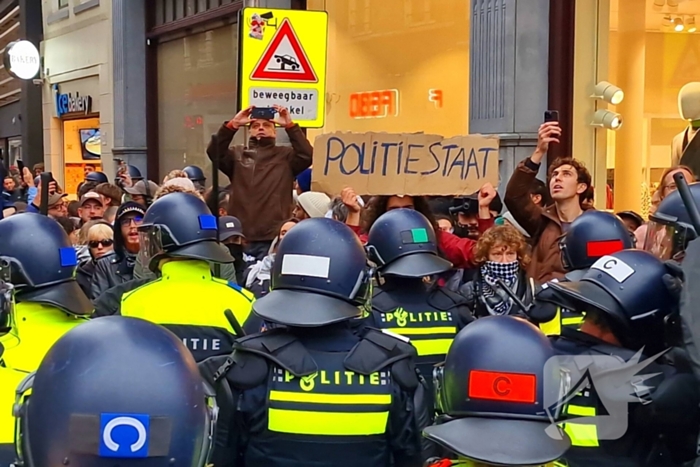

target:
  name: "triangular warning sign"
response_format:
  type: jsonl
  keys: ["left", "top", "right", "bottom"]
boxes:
{"left": 250, "top": 18, "right": 318, "bottom": 83}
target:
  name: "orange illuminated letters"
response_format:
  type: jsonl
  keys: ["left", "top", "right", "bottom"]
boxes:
{"left": 349, "top": 89, "right": 399, "bottom": 119}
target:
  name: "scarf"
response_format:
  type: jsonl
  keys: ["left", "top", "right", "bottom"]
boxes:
{"left": 246, "top": 253, "right": 275, "bottom": 289}
{"left": 480, "top": 261, "right": 520, "bottom": 316}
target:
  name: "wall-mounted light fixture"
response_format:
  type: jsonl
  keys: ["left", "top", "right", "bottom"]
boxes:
{"left": 674, "top": 16, "right": 685, "bottom": 31}
{"left": 653, "top": 0, "right": 665, "bottom": 6}
{"left": 592, "top": 110, "right": 623, "bottom": 130}
{"left": 688, "top": 16, "right": 697, "bottom": 33}
{"left": 667, "top": 0, "right": 679, "bottom": 7}
{"left": 592, "top": 81, "right": 624, "bottom": 105}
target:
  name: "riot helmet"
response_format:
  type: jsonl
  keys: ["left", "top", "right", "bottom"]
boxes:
{"left": 559, "top": 211, "right": 634, "bottom": 277}
{"left": 127, "top": 165, "right": 143, "bottom": 181}
{"left": 254, "top": 218, "right": 372, "bottom": 327}
{"left": 183, "top": 165, "right": 206, "bottom": 183}
{"left": 548, "top": 250, "right": 680, "bottom": 353}
{"left": 0, "top": 213, "right": 91, "bottom": 316}
{"left": 428, "top": 316, "right": 570, "bottom": 466}
{"left": 138, "top": 192, "right": 233, "bottom": 272}
{"left": 367, "top": 208, "right": 452, "bottom": 278}
{"left": 13, "top": 316, "right": 217, "bottom": 467}
{"left": 85, "top": 171, "right": 109, "bottom": 184}
{"left": 646, "top": 181, "right": 700, "bottom": 260}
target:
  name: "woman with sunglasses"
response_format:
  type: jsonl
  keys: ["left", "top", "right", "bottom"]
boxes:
{"left": 76, "top": 221, "right": 114, "bottom": 297}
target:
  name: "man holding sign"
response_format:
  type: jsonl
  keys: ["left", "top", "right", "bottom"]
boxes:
{"left": 207, "top": 105, "right": 313, "bottom": 260}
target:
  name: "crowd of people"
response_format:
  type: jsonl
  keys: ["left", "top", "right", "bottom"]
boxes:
{"left": 0, "top": 105, "right": 699, "bottom": 467}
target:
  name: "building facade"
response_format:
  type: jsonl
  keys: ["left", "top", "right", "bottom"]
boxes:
{"left": 41, "top": 0, "right": 113, "bottom": 195}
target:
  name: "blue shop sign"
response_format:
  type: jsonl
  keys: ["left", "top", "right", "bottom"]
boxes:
{"left": 54, "top": 84, "right": 93, "bottom": 118}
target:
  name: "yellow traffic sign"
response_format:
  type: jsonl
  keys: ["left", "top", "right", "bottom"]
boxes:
{"left": 240, "top": 8, "right": 328, "bottom": 128}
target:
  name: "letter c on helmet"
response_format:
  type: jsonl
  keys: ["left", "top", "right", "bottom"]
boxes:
{"left": 102, "top": 416, "right": 147, "bottom": 452}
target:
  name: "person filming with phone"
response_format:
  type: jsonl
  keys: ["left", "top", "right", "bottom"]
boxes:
{"left": 207, "top": 104, "right": 313, "bottom": 261}
{"left": 504, "top": 114, "right": 594, "bottom": 284}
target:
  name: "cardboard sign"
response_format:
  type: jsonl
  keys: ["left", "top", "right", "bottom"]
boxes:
{"left": 311, "top": 132, "right": 499, "bottom": 196}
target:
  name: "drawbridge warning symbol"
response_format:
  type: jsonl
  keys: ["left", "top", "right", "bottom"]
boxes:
{"left": 250, "top": 18, "right": 318, "bottom": 83}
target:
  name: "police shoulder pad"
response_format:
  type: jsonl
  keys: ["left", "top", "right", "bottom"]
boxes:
{"left": 234, "top": 329, "right": 317, "bottom": 378}
{"left": 344, "top": 327, "right": 418, "bottom": 377}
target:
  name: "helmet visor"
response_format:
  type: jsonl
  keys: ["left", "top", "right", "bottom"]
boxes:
{"left": 137, "top": 225, "right": 166, "bottom": 270}
{"left": 644, "top": 221, "right": 686, "bottom": 260}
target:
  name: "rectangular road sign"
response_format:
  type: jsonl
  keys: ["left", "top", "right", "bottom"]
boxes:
{"left": 240, "top": 8, "right": 328, "bottom": 128}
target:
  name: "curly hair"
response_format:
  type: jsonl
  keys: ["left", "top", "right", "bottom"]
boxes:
{"left": 154, "top": 184, "right": 203, "bottom": 201}
{"left": 163, "top": 169, "right": 188, "bottom": 184}
{"left": 361, "top": 195, "right": 438, "bottom": 232}
{"left": 473, "top": 225, "right": 531, "bottom": 267}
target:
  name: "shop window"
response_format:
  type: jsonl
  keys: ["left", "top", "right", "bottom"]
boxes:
{"left": 605, "top": 0, "right": 700, "bottom": 213}
{"left": 308, "top": 0, "right": 469, "bottom": 137}
{"left": 156, "top": 24, "right": 237, "bottom": 183}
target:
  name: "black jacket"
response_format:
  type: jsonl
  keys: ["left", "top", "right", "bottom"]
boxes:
{"left": 76, "top": 257, "right": 98, "bottom": 298}
{"left": 92, "top": 277, "right": 152, "bottom": 317}
{"left": 459, "top": 269, "right": 533, "bottom": 318}
{"left": 90, "top": 252, "right": 136, "bottom": 299}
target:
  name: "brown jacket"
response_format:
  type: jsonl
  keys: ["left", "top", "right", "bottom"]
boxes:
{"left": 207, "top": 123, "right": 313, "bottom": 242}
{"left": 504, "top": 158, "right": 592, "bottom": 284}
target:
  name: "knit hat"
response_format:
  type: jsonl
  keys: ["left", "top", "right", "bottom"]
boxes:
{"left": 297, "top": 191, "right": 331, "bottom": 218}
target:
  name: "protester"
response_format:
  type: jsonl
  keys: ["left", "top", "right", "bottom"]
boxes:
{"left": 77, "top": 191, "right": 105, "bottom": 225}
{"left": 76, "top": 221, "right": 114, "bottom": 297}
{"left": 295, "top": 167, "right": 312, "bottom": 194}
{"left": 435, "top": 214, "right": 454, "bottom": 233}
{"left": 505, "top": 121, "right": 593, "bottom": 283}
{"left": 295, "top": 191, "right": 331, "bottom": 219}
{"left": 616, "top": 210, "right": 644, "bottom": 234}
{"left": 103, "top": 205, "right": 118, "bottom": 224}
{"left": 154, "top": 177, "right": 202, "bottom": 200}
{"left": 124, "top": 179, "right": 159, "bottom": 207}
{"left": 459, "top": 224, "right": 532, "bottom": 317}
{"left": 92, "top": 182, "right": 121, "bottom": 208}
{"left": 244, "top": 218, "right": 299, "bottom": 298}
{"left": 207, "top": 104, "right": 313, "bottom": 260}
{"left": 2, "top": 176, "right": 23, "bottom": 202}
{"left": 327, "top": 196, "right": 349, "bottom": 222}
{"left": 90, "top": 202, "right": 145, "bottom": 299}
{"left": 450, "top": 192, "right": 503, "bottom": 240}
{"left": 163, "top": 169, "right": 188, "bottom": 184}
{"left": 342, "top": 184, "right": 497, "bottom": 270}
{"left": 219, "top": 215, "right": 247, "bottom": 285}
{"left": 32, "top": 163, "right": 43, "bottom": 176}
{"left": 54, "top": 216, "right": 79, "bottom": 245}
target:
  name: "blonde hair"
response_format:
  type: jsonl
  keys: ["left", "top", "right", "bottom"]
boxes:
{"left": 163, "top": 169, "right": 188, "bottom": 184}
{"left": 88, "top": 223, "right": 114, "bottom": 242}
{"left": 154, "top": 184, "right": 204, "bottom": 201}
{"left": 78, "top": 220, "right": 112, "bottom": 245}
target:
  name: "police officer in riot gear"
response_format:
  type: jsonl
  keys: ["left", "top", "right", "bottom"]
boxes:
{"left": 201, "top": 218, "right": 428, "bottom": 467}
{"left": 537, "top": 211, "right": 634, "bottom": 336}
{"left": 426, "top": 316, "right": 571, "bottom": 467}
{"left": 183, "top": 165, "right": 206, "bottom": 192}
{"left": 120, "top": 192, "right": 255, "bottom": 361}
{"left": 364, "top": 209, "right": 473, "bottom": 393}
{"left": 542, "top": 250, "right": 699, "bottom": 467}
{"left": 0, "top": 213, "right": 91, "bottom": 372}
{"left": 0, "top": 278, "right": 27, "bottom": 466}
{"left": 85, "top": 171, "right": 109, "bottom": 184}
{"left": 13, "top": 316, "right": 217, "bottom": 467}
{"left": 645, "top": 180, "right": 700, "bottom": 261}
{"left": 0, "top": 214, "right": 91, "bottom": 464}
{"left": 127, "top": 165, "right": 143, "bottom": 182}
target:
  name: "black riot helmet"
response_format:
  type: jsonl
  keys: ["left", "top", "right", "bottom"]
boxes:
{"left": 138, "top": 192, "right": 233, "bottom": 272}
{"left": 14, "top": 316, "right": 217, "bottom": 467}
{"left": 549, "top": 250, "right": 681, "bottom": 353}
{"left": 183, "top": 165, "right": 206, "bottom": 183}
{"left": 428, "top": 316, "right": 570, "bottom": 466}
{"left": 254, "top": 218, "right": 373, "bottom": 327}
{"left": 85, "top": 171, "right": 109, "bottom": 184}
{"left": 0, "top": 213, "right": 91, "bottom": 316}
{"left": 127, "top": 165, "right": 143, "bottom": 181}
{"left": 646, "top": 181, "right": 700, "bottom": 260}
{"left": 559, "top": 211, "right": 634, "bottom": 279}
{"left": 367, "top": 208, "right": 452, "bottom": 278}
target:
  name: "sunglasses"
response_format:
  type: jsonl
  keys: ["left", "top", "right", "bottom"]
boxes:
{"left": 119, "top": 215, "right": 144, "bottom": 227}
{"left": 88, "top": 239, "right": 114, "bottom": 249}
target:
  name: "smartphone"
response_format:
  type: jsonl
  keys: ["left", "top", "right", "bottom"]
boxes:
{"left": 16, "top": 160, "right": 24, "bottom": 174}
{"left": 251, "top": 107, "right": 276, "bottom": 120}
{"left": 544, "top": 110, "right": 559, "bottom": 123}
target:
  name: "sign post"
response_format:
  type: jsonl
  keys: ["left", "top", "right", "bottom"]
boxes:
{"left": 239, "top": 8, "right": 328, "bottom": 128}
